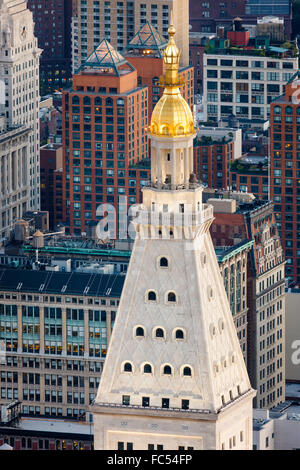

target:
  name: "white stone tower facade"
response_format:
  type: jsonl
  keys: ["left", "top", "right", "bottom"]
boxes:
{"left": 92, "top": 20, "right": 256, "bottom": 451}
{"left": 0, "top": 0, "right": 41, "bottom": 210}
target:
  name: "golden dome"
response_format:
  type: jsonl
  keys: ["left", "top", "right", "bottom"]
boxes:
{"left": 149, "top": 15, "right": 195, "bottom": 138}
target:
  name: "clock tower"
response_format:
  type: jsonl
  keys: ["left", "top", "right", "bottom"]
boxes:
{"left": 92, "top": 18, "right": 256, "bottom": 451}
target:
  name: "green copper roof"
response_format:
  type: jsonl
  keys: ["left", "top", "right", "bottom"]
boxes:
{"left": 215, "top": 240, "right": 254, "bottom": 262}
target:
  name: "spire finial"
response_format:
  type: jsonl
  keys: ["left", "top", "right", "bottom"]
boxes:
{"left": 162, "top": 12, "right": 180, "bottom": 86}
{"left": 168, "top": 10, "right": 176, "bottom": 36}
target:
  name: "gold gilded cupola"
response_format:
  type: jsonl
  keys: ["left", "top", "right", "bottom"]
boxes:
{"left": 149, "top": 14, "right": 195, "bottom": 138}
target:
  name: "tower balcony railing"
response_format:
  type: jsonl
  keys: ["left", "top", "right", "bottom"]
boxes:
{"left": 145, "top": 181, "right": 203, "bottom": 192}
{"left": 93, "top": 401, "right": 211, "bottom": 415}
{"left": 134, "top": 204, "right": 214, "bottom": 227}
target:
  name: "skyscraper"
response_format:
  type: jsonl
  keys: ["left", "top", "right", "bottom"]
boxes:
{"left": 0, "top": 0, "right": 41, "bottom": 210}
{"left": 27, "top": 0, "right": 73, "bottom": 95}
{"left": 92, "top": 20, "right": 255, "bottom": 451}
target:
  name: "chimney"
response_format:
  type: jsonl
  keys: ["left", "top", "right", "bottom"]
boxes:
{"left": 217, "top": 26, "right": 225, "bottom": 38}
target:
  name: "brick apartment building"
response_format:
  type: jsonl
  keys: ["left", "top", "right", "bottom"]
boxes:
{"left": 270, "top": 72, "right": 300, "bottom": 285}
{"left": 62, "top": 39, "right": 149, "bottom": 236}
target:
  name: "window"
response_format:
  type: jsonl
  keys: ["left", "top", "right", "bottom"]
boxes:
{"left": 167, "top": 292, "right": 176, "bottom": 303}
{"left": 122, "top": 395, "right": 130, "bottom": 406}
{"left": 148, "top": 291, "right": 156, "bottom": 301}
{"left": 124, "top": 362, "right": 132, "bottom": 372}
{"left": 163, "top": 365, "right": 172, "bottom": 375}
{"left": 175, "top": 329, "right": 184, "bottom": 340}
{"left": 159, "top": 257, "right": 168, "bottom": 268}
{"left": 162, "top": 398, "right": 169, "bottom": 408}
{"left": 142, "top": 396, "right": 150, "bottom": 407}
{"left": 182, "top": 399, "right": 189, "bottom": 410}
{"left": 183, "top": 366, "right": 192, "bottom": 376}
{"left": 143, "top": 364, "right": 152, "bottom": 374}
{"left": 136, "top": 327, "right": 144, "bottom": 337}
{"left": 155, "top": 328, "right": 164, "bottom": 338}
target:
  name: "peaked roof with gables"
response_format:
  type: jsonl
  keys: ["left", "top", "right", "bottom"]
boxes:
{"left": 80, "top": 38, "right": 135, "bottom": 76}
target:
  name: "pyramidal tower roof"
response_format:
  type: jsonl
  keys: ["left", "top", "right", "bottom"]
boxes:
{"left": 126, "top": 21, "right": 168, "bottom": 57}
{"left": 80, "top": 38, "right": 135, "bottom": 76}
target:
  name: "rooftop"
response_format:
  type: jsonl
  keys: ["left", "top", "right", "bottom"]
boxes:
{"left": 205, "top": 35, "right": 298, "bottom": 58}
{"left": 0, "top": 268, "right": 125, "bottom": 297}
{"left": 215, "top": 239, "right": 255, "bottom": 262}
{"left": 230, "top": 156, "right": 268, "bottom": 175}
{"left": 0, "top": 417, "right": 93, "bottom": 437}
{"left": 79, "top": 39, "right": 135, "bottom": 76}
{"left": 40, "top": 143, "right": 62, "bottom": 151}
{"left": 125, "top": 21, "right": 167, "bottom": 58}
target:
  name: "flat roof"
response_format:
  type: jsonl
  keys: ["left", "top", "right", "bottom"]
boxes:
{"left": 0, "top": 268, "right": 125, "bottom": 297}
{"left": 17, "top": 417, "right": 93, "bottom": 436}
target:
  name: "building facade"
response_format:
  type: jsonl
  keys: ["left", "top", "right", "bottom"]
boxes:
{"left": 0, "top": 268, "right": 124, "bottom": 419}
{"left": 203, "top": 31, "right": 298, "bottom": 124}
{"left": 229, "top": 156, "right": 269, "bottom": 200}
{"left": 93, "top": 21, "right": 255, "bottom": 451}
{"left": 270, "top": 73, "right": 300, "bottom": 285}
{"left": 0, "top": 118, "right": 31, "bottom": 240}
{"left": 72, "top": 0, "right": 189, "bottom": 73}
{"left": 40, "top": 143, "right": 63, "bottom": 230}
{"left": 194, "top": 135, "right": 235, "bottom": 190}
{"left": 124, "top": 21, "right": 194, "bottom": 115}
{"left": 189, "top": 0, "right": 292, "bottom": 38}
{"left": 0, "top": 416, "right": 93, "bottom": 450}
{"left": 208, "top": 194, "right": 286, "bottom": 409}
{"left": 216, "top": 240, "right": 254, "bottom": 365}
{"left": 27, "top": 0, "right": 73, "bottom": 95}
{"left": 62, "top": 40, "right": 148, "bottom": 236}
{"left": 0, "top": 0, "right": 42, "bottom": 211}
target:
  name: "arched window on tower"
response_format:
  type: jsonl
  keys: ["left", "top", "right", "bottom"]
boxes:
{"left": 167, "top": 292, "right": 176, "bottom": 303}
{"left": 163, "top": 365, "right": 172, "bottom": 375}
{"left": 124, "top": 362, "right": 132, "bottom": 372}
{"left": 183, "top": 366, "right": 192, "bottom": 376}
{"left": 148, "top": 291, "right": 157, "bottom": 301}
{"left": 155, "top": 328, "right": 164, "bottom": 338}
{"left": 160, "top": 257, "right": 168, "bottom": 268}
{"left": 144, "top": 364, "right": 152, "bottom": 374}
{"left": 175, "top": 329, "right": 184, "bottom": 340}
{"left": 136, "top": 327, "right": 145, "bottom": 337}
